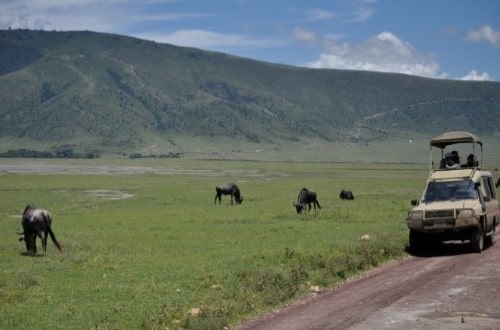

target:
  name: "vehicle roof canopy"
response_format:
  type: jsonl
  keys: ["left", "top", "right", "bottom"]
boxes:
{"left": 430, "top": 131, "right": 482, "bottom": 149}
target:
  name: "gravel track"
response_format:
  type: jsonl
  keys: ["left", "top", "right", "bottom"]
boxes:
{"left": 238, "top": 235, "right": 500, "bottom": 329}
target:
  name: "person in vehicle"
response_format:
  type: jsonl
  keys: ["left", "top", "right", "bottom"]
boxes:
{"left": 463, "top": 153, "right": 478, "bottom": 168}
{"left": 445, "top": 151, "right": 461, "bottom": 170}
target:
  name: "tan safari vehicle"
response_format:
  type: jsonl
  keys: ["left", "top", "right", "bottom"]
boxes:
{"left": 406, "top": 131, "right": 499, "bottom": 253}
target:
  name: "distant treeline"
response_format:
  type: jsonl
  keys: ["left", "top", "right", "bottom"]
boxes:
{"left": 0, "top": 148, "right": 101, "bottom": 159}
{"left": 129, "top": 152, "right": 182, "bottom": 159}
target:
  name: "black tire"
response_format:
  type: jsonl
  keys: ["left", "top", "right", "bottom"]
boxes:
{"left": 485, "top": 221, "right": 496, "bottom": 247}
{"left": 427, "top": 235, "right": 443, "bottom": 251}
{"left": 409, "top": 230, "right": 424, "bottom": 254}
{"left": 470, "top": 223, "right": 484, "bottom": 253}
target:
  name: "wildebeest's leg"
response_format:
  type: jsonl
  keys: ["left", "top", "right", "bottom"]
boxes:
{"left": 42, "top": 230, "right": 49, "bottom": 254}
{"left": 35, "top": 231, "right": 46, "bottom": 254}
{"left": 25, "top": 233, "right": 37, "bottom": 256}
{"left": 230, "top": 194, "right": 234, "bottom": 205}
{"left": 315, "top": 199, "right": 321, "bottom": 209}
{"left": 214, "top": 192, "right": 221, "bottom": 204}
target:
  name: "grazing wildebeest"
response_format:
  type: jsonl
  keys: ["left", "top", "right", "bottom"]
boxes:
{"left": 17, "top": 204, "right": 62, "bottom": 256}
{"left": 340, "top": 190, "right": 355, "bottom": 200}
{"left": 293, "top": 188, "right": 321, "bottom": 214}
{"left": 214, "top": 183, "right": 243, "bottom": 205}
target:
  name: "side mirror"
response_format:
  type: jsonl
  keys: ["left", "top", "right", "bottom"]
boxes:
{"left": 411, "top": 199, "right": 419, "bottom": 206}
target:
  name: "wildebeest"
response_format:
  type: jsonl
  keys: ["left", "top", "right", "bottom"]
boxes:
{"left": 293, "top": 188, "right": 321, "bottom": 213}
{"left": 17, "top": 204, "right": 62, "bottom": 256}
{"left": 214, "top": 183, "right": 243, "bottom": 205}
{"left": 340, "top": 190, "right": 355, "bottom": 200}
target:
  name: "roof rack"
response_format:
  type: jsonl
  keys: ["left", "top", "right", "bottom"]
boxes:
{"left": 429, "top": 131, "right": 483, "bottom": 170}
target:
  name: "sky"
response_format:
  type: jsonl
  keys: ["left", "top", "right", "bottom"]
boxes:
{"left": 1, "top": 0, "right": 499, "bottom": 81}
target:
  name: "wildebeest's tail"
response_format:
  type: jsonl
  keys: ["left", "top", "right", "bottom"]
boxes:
{"left": 48, "top": 227, "right": 63, "bottom": 251}
{"left": 42, "top": 211, "right": 62, "bottom": 252}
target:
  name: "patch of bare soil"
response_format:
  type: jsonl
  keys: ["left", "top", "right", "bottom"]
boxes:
{"left": 84, "top": 190, "right": 134, "bottom": 200}
{"left": 0, "top": 163, "right": 287, "bottom": 179}
{"left": 238, "top": 233, "right": 500, "bottom": 330}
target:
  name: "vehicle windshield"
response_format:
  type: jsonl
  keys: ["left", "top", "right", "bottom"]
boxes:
{"left": 423, "top": 180, "right": 477, "bottom": 202}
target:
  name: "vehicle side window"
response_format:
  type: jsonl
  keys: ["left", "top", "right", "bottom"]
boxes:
{"left": 485, "top": 177, "right": 497, "bottom": 199}
{"left": 480, "top": 177, "right": 492, "bottom": 201}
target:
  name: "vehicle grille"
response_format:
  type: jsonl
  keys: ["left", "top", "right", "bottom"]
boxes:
{"left": 423, "top": 209, "right": 455, "bottom": 228}
{"left": 424, "top": 210, "right": 454, "bottom": 219}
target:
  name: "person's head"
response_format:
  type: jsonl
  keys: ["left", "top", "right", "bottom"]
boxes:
{"left": 467, "top": 153, "right": 476, "bottom": 166}
{"left": 445, "top": 153, "right": 455, "bottom": 164}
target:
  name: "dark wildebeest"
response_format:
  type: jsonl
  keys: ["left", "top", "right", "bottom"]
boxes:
{"left": 214, "top": 183, "right": 243, "bottom": 205}
{"left": 17, "top": 205, "right": 62, "bottom": 256}
{"left": 293, "top": 188, "right": 321, "bottom": 214}
{"left": 339, "top": 190, "right": 354, "bottom": 200}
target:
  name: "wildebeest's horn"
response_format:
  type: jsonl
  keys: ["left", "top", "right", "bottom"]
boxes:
{"left": 16, "top": 230, "right": 24, "bottom": 235}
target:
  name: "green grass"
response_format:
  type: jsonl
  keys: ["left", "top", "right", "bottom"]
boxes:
{"left": 0, "top": 159, "right": 427, "bottom": 329}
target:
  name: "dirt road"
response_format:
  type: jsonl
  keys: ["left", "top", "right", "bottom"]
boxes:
{"left": 238, "top": 235, "right": 500, "bottom": 329}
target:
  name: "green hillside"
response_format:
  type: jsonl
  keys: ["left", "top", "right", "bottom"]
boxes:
{"left": 1, "top": 29, "right": 499, "bottom": 161}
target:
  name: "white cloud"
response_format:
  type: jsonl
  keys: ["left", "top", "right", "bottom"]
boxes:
{"left": 0, "top": 1, "right": 127, "bottom": 31}
{"left": 140, "top": 30, "right": 244, "bottom": 48}
{"left": 304, "top": 31, "right": 445, "bottom": 78}
{"left": 466, "top": 25, "right": 500, "bottom": 48}
{"left": 349, "top": 7, "right": 375, "bottom": 22}
{"left": 306, "top": 9, "right": 337, "bottom": 21}
{"left": 292, "top": 27, "right": 318, "bottom": 44}
{"left": 459, "top": 70, "right": 491, "bottom": 81}
{"left": 342, "top": 0, "right": 376, "bottom": 23}
{"left": 136, "top": 29, "right": 286, "bottom": 50}
{"left": 303, "top": 1, "right": 374, "bottom": 23}
{"left": 0, "top": 0, "right": 195, "bottom": 32}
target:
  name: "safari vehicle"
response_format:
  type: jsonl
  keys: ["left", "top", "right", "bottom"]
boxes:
{"left": 406, "top": 131, "right": 499, "bottom": 253}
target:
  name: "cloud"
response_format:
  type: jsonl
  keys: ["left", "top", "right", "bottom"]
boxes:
{"left": 0, "top": 0, "right": 196, "bottom": 32}
{"left": 292, "top": 27, "right": 318, "bottom": 44}
{"left": 0, "top": 0, "right": 127, "bottom": 31}
{"left": 302, "top": 1, "right": 375, "bottom": 23}
{"left": 458, "top": 70, "right": 491, "bottom": 81}
{"left": 349, "top": 7, "right": 375, "bottom": 22}
{"left": 136, "top": 29, "right": 286, "bottom": 50}
{"left": 466, "top": 25, "right": 500, "bottom": 48}
{"left": 303, "top": 31, "right": 445, "bottom": 78}
{"left": 342, "top": 0, "right": 376, "bottom": 23}
{"left": 306, "top": 9, "right": 337, "bottom": 21}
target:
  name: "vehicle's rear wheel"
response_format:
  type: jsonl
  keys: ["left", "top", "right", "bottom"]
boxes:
{"left": 485, "top": 220, "right": 496, "bottom": 247}
{"left": 470, "top": 223, "right": 484, "bottom": 253}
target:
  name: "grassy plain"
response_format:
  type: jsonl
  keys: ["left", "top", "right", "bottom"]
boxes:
{"left": 0, "top": 158, "right": 427, "bottom": 329}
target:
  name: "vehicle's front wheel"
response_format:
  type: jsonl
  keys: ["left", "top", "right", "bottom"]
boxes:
{"left": 470, "top": 223, "right": 484, "bottom": 253}
{"left": 409, "top": 230, "right": 424, "bottom": 254}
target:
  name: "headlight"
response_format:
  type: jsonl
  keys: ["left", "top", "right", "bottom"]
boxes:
{"left": 457, "top": 208, "right": 474, "bottom": 218}
{"left": 407, "top": 210, "right": 423, "bottom": 221}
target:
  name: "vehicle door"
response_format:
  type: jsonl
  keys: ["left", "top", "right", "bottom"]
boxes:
{"left": 479, "top": 176, "right": 499, "bottom": 232}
